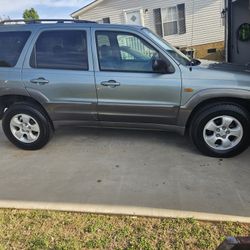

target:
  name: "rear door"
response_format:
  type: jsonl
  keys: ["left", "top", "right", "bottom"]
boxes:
{"left": 22, "top": 28, "right": 97, "bottom": 122}
{"left": 92, "top": 28, "right": 182, "bottom": 125}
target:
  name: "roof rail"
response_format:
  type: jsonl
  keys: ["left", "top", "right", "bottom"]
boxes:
{"left": 0, "top": 19, "right": 96, "bottom": 25}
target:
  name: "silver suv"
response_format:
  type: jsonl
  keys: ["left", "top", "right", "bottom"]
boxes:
{"left": 0, "top": 19, "right": 250, "bottom": 157}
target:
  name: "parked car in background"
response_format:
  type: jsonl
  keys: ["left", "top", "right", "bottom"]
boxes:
{"left": 0, "top": 19, "right": 250, "bottom": 157}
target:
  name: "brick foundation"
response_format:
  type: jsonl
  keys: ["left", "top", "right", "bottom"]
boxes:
{"left": 180, "top": 41, "right": 225, "bottom": 62}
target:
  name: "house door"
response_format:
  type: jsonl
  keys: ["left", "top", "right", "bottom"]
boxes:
{"left": 124, "top": 9, "right": 144, "bottom": 26}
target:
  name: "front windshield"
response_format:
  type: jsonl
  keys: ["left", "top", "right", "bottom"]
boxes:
{"left": 142, "top": 28, "right": 191, "bottom": 66}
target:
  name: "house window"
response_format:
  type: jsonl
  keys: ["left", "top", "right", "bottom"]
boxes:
{"left": 153, "top": 4, "right": 186, "bottom": 37}
{"left": 162, "top": 6, "right": 178, "bottom": 36}
{"left": 103, "top": 17, "right": 110, "bottom": 23}
{"left": 97, "top": 17, "right": 111, "bottom": 24}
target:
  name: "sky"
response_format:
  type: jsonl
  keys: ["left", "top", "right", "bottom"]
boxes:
{"left": 0, "top": 0, "right": 94, "bottom": 19}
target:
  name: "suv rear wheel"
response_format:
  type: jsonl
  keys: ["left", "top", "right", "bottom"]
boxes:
{"left": 190, "top": 103, "right": 250, "bottom": 157}
{"left": 2, "top": 103, "right": 53, "bottom": 150}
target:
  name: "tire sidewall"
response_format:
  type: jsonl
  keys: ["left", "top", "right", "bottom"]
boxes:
{"left": 191, "top": 107, "right": 250, "bottom": 157}
{"left": 2, "top": 104, "right": 51, "bottom": 150}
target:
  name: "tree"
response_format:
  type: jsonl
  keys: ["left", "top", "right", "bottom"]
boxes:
{"left": 23, "top": 8, "right": 39, "bottom": 21}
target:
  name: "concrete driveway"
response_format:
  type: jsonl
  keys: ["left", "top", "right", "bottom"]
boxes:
{"left": 0, "top": 123, "right": 249, "bottom": 221}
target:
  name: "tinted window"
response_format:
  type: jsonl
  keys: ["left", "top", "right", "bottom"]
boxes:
{"left": 96, "top": 31, "right": 160, "bottom": 73}
{"left": 143, "top": 28, "right": 191, "bottom": 66}
{"left": 30, "top": 30, "right": 88, "bottom": 71}
{"left": 0, "top": 31, "right": 30, "bottom": 67}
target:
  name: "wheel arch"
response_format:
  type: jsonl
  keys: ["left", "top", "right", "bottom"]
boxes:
{"left": 0, "top": 94, "right": 54, "bottom": 129}
{"left": 183, "top": 97, "right": 250, "bottom": 133}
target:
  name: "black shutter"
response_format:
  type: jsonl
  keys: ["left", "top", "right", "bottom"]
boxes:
{"left": 177, "top": 4, "right": 186, "bottom": 34}
{"left": 102, "top": 17, "right": 110, "bottom": 23}
{"left": 153, "top": 8, "right": 163, "bottom": 37}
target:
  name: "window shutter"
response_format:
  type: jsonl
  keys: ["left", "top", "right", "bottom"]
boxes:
{"left": 102, "top": 17, "right": 110, "bottom": 23}
{"left": 153, "top": 8, "right": 163, "bottom": 37}
{"left": 177, "top": 4, "right": 186, "bottom": 34}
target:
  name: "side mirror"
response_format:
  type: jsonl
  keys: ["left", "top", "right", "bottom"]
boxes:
{"left": 191, "top": 58, "right": 201, "bottom": 66}
{"left": 152, "top": 58, "right": 174, "bottom": 74}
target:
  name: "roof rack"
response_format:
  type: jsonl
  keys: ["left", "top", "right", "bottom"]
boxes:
{"left": 0, "top": 19, "right": 96, "bottom": 25}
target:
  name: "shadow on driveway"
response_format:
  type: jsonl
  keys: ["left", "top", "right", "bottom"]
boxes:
{"left": 0, "top": 126, "right": 249, "bottom": 218}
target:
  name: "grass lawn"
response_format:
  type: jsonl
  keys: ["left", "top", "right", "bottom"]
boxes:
{"left": 0, "top": 209, "right": 249, "bottom": 250}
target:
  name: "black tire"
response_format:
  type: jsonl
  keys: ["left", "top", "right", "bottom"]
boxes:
{"left": 189, "top": 103, "right": 250, "bottom": 158}
{"left": 2, "top": 102, "right": 53, "bottom": 150}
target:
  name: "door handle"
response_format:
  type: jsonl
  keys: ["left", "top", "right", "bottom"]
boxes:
{"left": 30, "top": 77, "right": 49, "bottom": 85}
{"left": 101, "top": 80, "right": 120, "bottom": 88}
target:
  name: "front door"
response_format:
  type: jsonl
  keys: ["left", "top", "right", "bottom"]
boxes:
{"left": 93, "top": 29, "right": 182, "bottom": 125}
{"left": 22, "top": 28, "right": 97, "bottom": 122}
{"left": 124, "top": 9, "right": 144, "bottom": 26}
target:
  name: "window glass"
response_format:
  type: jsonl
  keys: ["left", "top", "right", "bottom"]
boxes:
{"left": 30, "top": 30, "right": 88, "bottom": 70}
{"left": 143, "top": 28, "right": 191, "bottom": 66}
{"left": 103, "top": 17, "right": 110, "bottom": 23}
{"left": 96, "top": 31, "right": 160, "bottom": 73}
{"left": 117, "top": 35, "right": 155, "bottom": 60}
{"left": 120, "top": 49, "right": 135, "bottom": 60}
{"left": 162, "top": 7, "right": 178, "bottom": 36}
{"left": 0, "top": 31, "right": 31, "bottom": 67}
{"left": 97, "top": 34, "right": 110, "bottom": 47}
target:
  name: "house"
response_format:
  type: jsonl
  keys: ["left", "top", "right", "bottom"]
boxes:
{"left": 71, "top": 0, "right": 225, "bottom": 61}
{"left": 224, "top": 0, "right": 250, "bottom": 65}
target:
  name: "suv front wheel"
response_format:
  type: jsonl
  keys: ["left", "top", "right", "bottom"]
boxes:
{"left": 190, "top": 103, "right": 250, "bottom": 157}
{"left": 2, "top": 103, "right": 53, "bottom": 150}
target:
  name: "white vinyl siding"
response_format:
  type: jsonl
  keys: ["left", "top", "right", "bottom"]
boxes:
{"left": 76, "top": 0, "right": 224, "bottom": 47}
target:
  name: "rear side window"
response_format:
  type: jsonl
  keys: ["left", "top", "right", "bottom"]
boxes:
{"left": 0, "top": 31, "right": 31, "bottom": 67}
{"left": 30, "top": 30, "right": 88, "bottom": 71}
